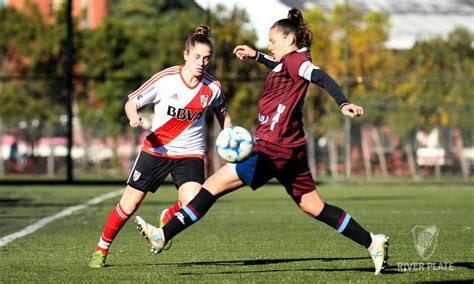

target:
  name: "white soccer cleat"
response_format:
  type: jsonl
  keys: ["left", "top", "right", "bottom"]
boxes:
{"left": 368, "top": 233, "right": 389, "bottom": 275}
{"left": 135, "top": 215, "right": 166, "bottom": 254}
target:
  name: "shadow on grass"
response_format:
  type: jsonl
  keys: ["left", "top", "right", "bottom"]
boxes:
{"left": 128, "top": 256, "right": 400, "bottom": 275}
{"left": 174, "top": 256, "right": 370, "bottom": 267}
{"left": 173, "top": 257, "right": 407, "bottom": 275}
{"left": 177, "top": 261, "right": 471, "bottom": 276}
{"left": 177, "top": 267, "right": 399, "bottom": 275}
{"left": 111, "top": 257, "right": 472, "bottom": 276}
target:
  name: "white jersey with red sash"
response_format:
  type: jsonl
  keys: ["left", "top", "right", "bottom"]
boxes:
{"left": 128, "top": 65, "right": 226, "bottom": 158}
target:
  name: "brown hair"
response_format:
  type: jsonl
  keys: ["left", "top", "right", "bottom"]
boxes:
{"left": 271, "top": 8, "right": 312, "bottom": 48}
{"left": 184, "top": 25, "right": 213, "bottom": 53}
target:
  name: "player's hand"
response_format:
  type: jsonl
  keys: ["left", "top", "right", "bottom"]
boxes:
{"left": 233, "top": 45, "right": 257, "bottom": 60}
{"left": 129, "top": 114, "right": 143, "bottom": 128}
{"left": 341, "top": 104, "right": 364, "bottom": 118}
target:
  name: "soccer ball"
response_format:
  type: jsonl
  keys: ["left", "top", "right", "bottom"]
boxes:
{"left": 216, "top": 126, "right": 254, "bottom": 163}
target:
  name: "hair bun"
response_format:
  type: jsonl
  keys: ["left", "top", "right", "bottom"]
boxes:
{"left": 195, "top": 25, "right": 211, "bottom": 37}
{"left": 287, "top": 8, "right": 303, "bottom": 25}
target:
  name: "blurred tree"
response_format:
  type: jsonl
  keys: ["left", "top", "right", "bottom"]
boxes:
{"left": 423, "top": 28, "right": 473, "bottom": 134}
{"left": 390, "top": 28, "right": 473, "bottom": 138}
{"left": 0, "top": 5, "right": 76, "bottom": 146}
{"left": 400, "top": 28, "right": 473, "bottom": 176}
{"left": 79, "top": 2, "right": 206, "bottom": 138}
{"left": 208, "top": 4, "right": 260, "bottom": 129}
{"left": 303, "top": 4, "right": 396, "bottom": 177}
{"left": 110, "top": 0, "right": 201, "bottom": 19}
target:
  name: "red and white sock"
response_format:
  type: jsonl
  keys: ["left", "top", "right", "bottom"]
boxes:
{"left": 95, "top": 203, "right": 130, "bottom": 255}
{"left": 162, "top": 201, "right": 182, "bottom": 225}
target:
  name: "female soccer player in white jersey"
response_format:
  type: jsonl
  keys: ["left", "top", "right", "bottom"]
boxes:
{"left": 88, "top": 25, "right": 232, "bottom": 268}
{"left": 134, "top": 9, "right": 390, "bottom": 275}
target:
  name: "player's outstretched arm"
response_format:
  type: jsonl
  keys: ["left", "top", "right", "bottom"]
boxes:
{"left": 233, "top": 45, "right": 257, "bottom": 60}
{"left": 233, "top": 45, "right": 278, "bottom": 69}
{"left": 308, "top": 67, "right": 363, "bottom": 118}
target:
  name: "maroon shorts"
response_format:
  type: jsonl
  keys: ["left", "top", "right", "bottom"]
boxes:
{"left": 235, "top": 139, "right": 316, "bottom": 198}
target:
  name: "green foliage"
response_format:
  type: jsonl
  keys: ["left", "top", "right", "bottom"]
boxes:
{"left": 207, "top": 5, "right": 260, "bottom": 127}
{"left": 0, "top": 6, "right": 69, "bottom": 130}
{"left": 0, "top": 7, "right": 33, "bottom": 65}
{"left": 397, "top": 27, "right": 474, "bottom": 134}
{"left": 109, "top": 0, "right": 201, "bottom": 19}
{"left": 78, "top": 3, "right": 207, "bottom": 139}
{"left": 304, "top": 5, "right": 395, "bottom": 137}
{"left": 228, "top": 83, "right": 261, "bottom": 129}
{"left": 1, "top": 2, "right": 472, "bottom": 151}
{"left": 303, "top": 4, "right": 473, "bottom": 141}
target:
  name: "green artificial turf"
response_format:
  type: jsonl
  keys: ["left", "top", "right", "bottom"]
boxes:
{"left": 0, "top": 183, "right": 472, "bottom": 282}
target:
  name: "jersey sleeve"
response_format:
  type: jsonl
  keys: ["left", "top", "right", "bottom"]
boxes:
{"left": 297, "top": 61, "right": 350, "bottom": 108}
{"left": 127, "top": 74, "right": 161, "bottom": 108}
{"left": 211, "top": 84, "right": 228, "bottom": 120}
{"left": 255, "top": 51, "right": 279, "bottom": 69}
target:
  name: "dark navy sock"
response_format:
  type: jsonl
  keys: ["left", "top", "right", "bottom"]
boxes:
{"left": 162, "top": 188, "right": 216, "bottom": 241}
{"left": 316, "top": 203, "right": 372, "bottom": 248}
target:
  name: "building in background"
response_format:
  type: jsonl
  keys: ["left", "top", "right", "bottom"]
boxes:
{"left": 5, "top": 0, "right": 108, "bottom": 29}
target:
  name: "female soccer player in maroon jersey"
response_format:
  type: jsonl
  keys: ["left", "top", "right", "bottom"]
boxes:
{"left": 135, "top": 9, "right": 389, "bottom": 275}
{"left": 88, "top": 25, "right": 232, "bottom": 268}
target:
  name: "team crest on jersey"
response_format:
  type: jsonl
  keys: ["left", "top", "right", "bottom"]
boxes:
{"left": 200, "top": 94, "right": 209, "bottom": 108}
{"left": 133, "top": 170, "right": 141, "bottom": 181}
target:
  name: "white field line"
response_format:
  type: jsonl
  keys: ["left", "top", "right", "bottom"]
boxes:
{"left": 0, "top": 188, "right": 124, "bottom": 247}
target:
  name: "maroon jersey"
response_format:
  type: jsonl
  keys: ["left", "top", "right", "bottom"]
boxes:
{"left": 255, "top": 48, "right": 311, "bottom": 147}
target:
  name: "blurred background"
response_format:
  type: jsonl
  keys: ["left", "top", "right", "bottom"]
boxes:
{"left": 0, "top": 0, "right": 472, "bottom": 182}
